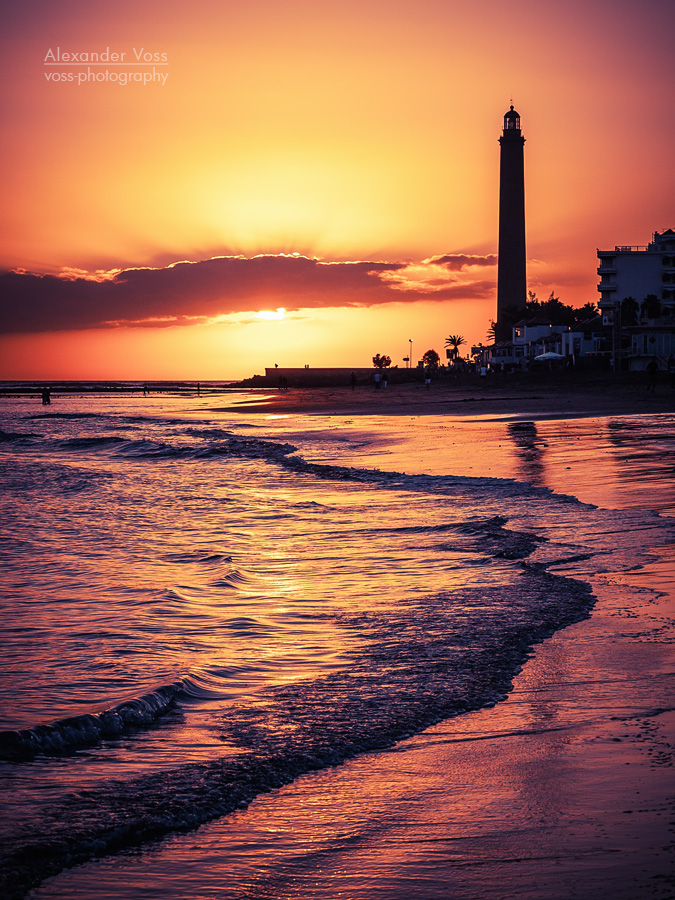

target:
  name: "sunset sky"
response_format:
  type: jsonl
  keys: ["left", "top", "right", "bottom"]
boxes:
{"left": 1, "top": 0, "right": 673, "bottom": 379}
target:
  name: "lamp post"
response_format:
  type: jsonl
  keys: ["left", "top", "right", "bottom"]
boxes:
{"left": 409, "top": 339, "right": 413, "bottom": 369}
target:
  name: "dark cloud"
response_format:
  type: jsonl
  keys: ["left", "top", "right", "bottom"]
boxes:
{"left": 424, "top": 253, "right": 497, "bottom": 270}
{"left": 0, "top": 254, "right": 494, "bottom": 334}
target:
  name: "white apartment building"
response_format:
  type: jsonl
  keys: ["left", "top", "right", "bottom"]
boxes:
{"left": 597, "top": 229, "right": 675, "bottom": 323}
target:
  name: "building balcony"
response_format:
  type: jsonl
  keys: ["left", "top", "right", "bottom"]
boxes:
{"left": 597, "top": 283, "right": 617, "bottom": 292}
{"left": 597, "top": 265, "right": 616, "bottom": 275}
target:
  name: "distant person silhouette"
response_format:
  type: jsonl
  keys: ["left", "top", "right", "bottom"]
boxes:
{"left": 646, "top": 357, "right": 658, "bottom": 392}
{"left": 41, "top": 386, "right": 51, "bottom": 405}
{"left": 350, "top": 372, "right": 357, "bottom": 391}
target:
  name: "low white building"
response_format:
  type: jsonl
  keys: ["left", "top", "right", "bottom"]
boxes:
{"left": 485, "top": 318, "right": 607, "bottom": 368}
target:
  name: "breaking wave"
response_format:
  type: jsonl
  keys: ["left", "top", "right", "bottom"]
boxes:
{"left": 0, "top": 683, "right": 186, "bottom": 761}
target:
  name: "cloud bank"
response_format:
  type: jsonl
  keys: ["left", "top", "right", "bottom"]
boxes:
{"left": 1, "top": 253, "right": 497, "bottom": 334}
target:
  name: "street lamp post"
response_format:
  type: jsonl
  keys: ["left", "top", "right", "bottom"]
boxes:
{"left": 409, "top": 339, "right": 413, "bottom": 369}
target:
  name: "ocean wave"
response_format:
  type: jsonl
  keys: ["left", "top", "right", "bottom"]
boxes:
{"left": 162, "top": 568, "right": 256, "bottom": 602}
{"left": 178, "top": 668, "right": 267, "bottom": 700}
{"left": 15, "top": 433, "right": 300, "bottom": 463}
{"left": 27, "top": 412, "right": 109, "bottom": 420}
{"left": 53, "top": 435, "right": 187, "bottom": 458}
{"left": 0, "top": 427, "right": 570, "bottom": 498}
{"left": 182, "top": 426, "right": 235, "bottom": 439}
{"left": 163, "top": 551, "right": 234, "bottom": 565}
{"left": 0, "top": 683, "right": 186, "bottom": 762}
{"left": 0, "top": 656, "right": 270, "bottom": 761}
{"left": 0, "top": 429, "right": 37, "bottom": 443}
{"left": 59, "top": 435, "right": 128, "bottom": 451}
{"left": 221, "top": 615, "right": 274, "bottom": 633}
{"left": 0, "top": 457, "right": 111, "bottom": 494}
{"left": 0, "top": 566, "right": 595, "bottom": 899}
{"left": 278, "top": 453, "right": 570, "bottom": 499}
{"left": 196, "top": 438, "right": 298, "bottom": 461}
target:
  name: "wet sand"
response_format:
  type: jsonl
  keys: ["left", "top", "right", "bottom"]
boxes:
{"left": 172, "top": 553, "right": 673, "bottom": 900}
{"left": 31, "top": 411, "right": 675, "bottom": 900}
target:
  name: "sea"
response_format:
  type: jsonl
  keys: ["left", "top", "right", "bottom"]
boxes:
{"left": 1, "top": 384, "right": 674, "bottom": 899}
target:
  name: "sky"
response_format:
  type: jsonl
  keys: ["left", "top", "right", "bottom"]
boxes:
{"left": 1, "top": 0, "right": 673, "bottom": 380}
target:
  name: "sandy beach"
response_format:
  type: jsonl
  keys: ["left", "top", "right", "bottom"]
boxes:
{"left": 222, "top": 373, "right": 675, "bottom": 420}
{"left": 25, "top": 392, "right": 675, "bottom": 900}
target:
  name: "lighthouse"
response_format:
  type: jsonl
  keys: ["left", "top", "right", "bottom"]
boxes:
{"left": 496, "top": 105, "right": 527, "bottom": 338}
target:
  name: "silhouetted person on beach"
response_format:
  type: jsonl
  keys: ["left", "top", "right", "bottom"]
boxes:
{"left": 41, "top": 386, "right": 51, "bottom": 405}
{"left": 646, "top": 357, "right": 658, "bottom": 392}
{"left": 350, "top": 372, "right": 357, "bottom": 390}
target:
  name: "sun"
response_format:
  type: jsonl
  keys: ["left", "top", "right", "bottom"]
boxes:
{"left": 256, "top": 308, "right": 287, "bottom": 321}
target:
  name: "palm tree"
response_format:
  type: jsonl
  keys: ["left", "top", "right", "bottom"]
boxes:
{"left": 445, "top": 334, "right": 465, "bottom": 363}
{"left": 641, "top": 294, "right": 661, "bottom": 320}
{"left": 620, "top": 297, "right": 639, "bottom": 327}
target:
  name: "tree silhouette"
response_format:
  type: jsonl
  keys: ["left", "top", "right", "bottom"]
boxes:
{"left": 422, "top": 349, "right": 440, "bottom": 370}
{"left": 495, "top": 292, "right": 602, "bottom": 344}
{"left": 575, "top": 302, "right": 598, "bottom": 322}
{"left": 641, "top": 294, "right": 661, "bottom": 320}
{"left": 524, "top": 293, "right": 601, "bottom": 328}
{"left": 372, "top": 353, "right": 392, "bottom": 369}
{"left": 620, "top": 297, "right": 639, "bottom": 327}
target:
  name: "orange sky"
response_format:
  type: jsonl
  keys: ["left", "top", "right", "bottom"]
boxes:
{"left": 1, "top": 0, "right": 673, "bottom": 379}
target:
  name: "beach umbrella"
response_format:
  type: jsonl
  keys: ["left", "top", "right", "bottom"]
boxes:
{"left": 534, "top": 351, "right": 565, "bottom": 360}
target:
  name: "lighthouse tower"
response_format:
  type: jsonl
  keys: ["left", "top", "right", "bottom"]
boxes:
{"left": 496, "top": 105, "right": 527, "bottom": 338}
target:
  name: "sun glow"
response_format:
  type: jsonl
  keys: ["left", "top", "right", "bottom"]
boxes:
{"left": 1, "top": 0, "right": 673, "bottom": 380}
{"left": 256, "top": 308, "right": 287, "bottom": 321}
